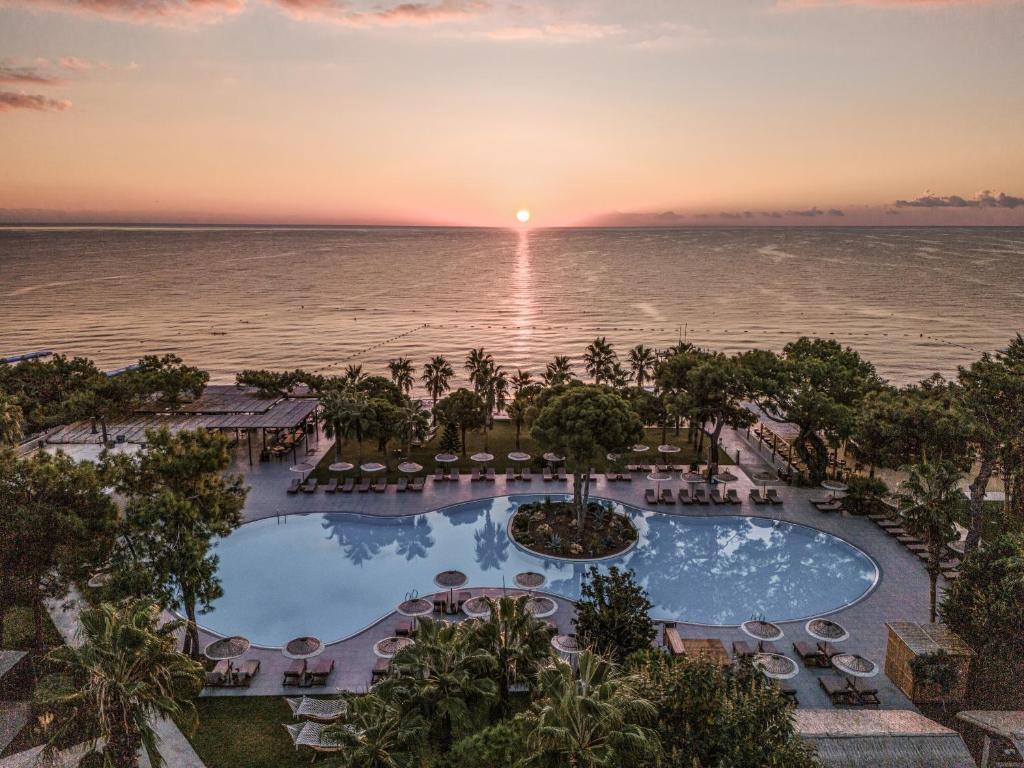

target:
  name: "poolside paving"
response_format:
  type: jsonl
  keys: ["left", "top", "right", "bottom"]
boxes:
{"left": 197, "top": 426, "right": 944, "bottom": 711}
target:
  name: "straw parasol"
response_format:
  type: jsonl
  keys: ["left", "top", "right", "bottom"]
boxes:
{"left": 753, "top": 653, "right": 799, "bottom": 680}
{"left": 507, "top": 451, "right": 531, "bottom": 463}
{"left": 752, "top": 470, "right": 776, "bottom": 493}
{"left": 461, "top": 595, "right": 491, "bottom": 619}
{"left": 806, "top": 617, "right": 850, "bottom": 643}
{"left": 713, "top": 470, "right": 739, "bottom": 490}
{"left": 514, "top": 571, "right": 547, "bottom": 590}
{"left": 831, "top": 653, "right": 879, "bottom": 678}
{"left": 282, "top": 636, "right": 324, "bottom": 661}
{"left": 328, "top": 461, "right": 354, "bottom": 474}
{"left": 681, "top": 471, "right": 705, "bottom": 485}
{"left": 204, "top": 635, "right": 251, "bottom": 662}
{"left": 821, "top": 479, "right": 849, "bottom": 501}
{"left": 470, "top": 452, "right": 494, "bottom": 465}
{"left": 647, "top": 469, "right": 671, "bottom": 497}
{"left": 360, "top": 462, "right": 386, "bottom": 474}
{"left": 397, "top": 597, "right": 433, "bottom": 618}
{"left": 543, "top": 452, "right": 565, "bottom": 464}
{"left": 373, "top": 636, "right": 414, "bottom": 659}
{"left": 525, "top": 596, "right": 558, "bottom": 618}
{"left": 397, "top": 461, "right": 423, "bottom": 474}
{"left": 657, "top": 444, "right": 681, "bottom": 456}
{"left": 741, "top": 619, "right": 784, "bottom": 642}
{"left": 434, "top": 453, "right": 459, "bottom": 464}
{"left": 434, "top": 569, "right": 468, "bottom": 610}
{"left": 631, "top": 444, "right": 650, "bottom": 454}
{"left": 289, "top": 462, "right": 316, "bottom": 481}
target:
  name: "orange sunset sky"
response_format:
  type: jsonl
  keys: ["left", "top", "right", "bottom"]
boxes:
{"left": 1, "top": 0, "right": 1023, "bottom": 226}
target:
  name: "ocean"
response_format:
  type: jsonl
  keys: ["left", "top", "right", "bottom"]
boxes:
{"left": 2, "top": 225, "right": 1022, "bottom": 388}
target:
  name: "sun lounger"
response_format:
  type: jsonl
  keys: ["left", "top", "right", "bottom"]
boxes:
{"left": 867, "top": 513, "right": 891, "bottom": 522}
{"left": 506, "top": 467, "right": 515, "bottom": 481}
{"left": 793, "top": 641, "right": 828, "bottom": 667}
{"left": 284, "top": 721, "right": 346, "bottom": 754}
{"left": 233, "top": 659, "right": 261, "bottom": 686}
{"left": 732, "top": 640, "right": 755, "bottom": 659}
{"left": 618, "top": 472, "right": 632, "bottom": 482}
{"left": 543, "top": 467, "right": 553, "bottom": 481}
{"left": 758, "top": 640, "right": 782, "bottom": 655}
{"left": 725, "top": 489, "right": 741, "bottom": 504}
{"left": 308, "top": 658, "right": 335, "bottom": 686}
{"left": 341, "top": 477, "right": 355, "bottom": 493}
{"left": 410, "top": 476, "right": 424, "bottom": 492}
{"left": 709, "top": 489, "right": 725, "bottom": 504}
{"left": 819, "top": 675, "right": 858, "bottom": 706}
{"left": 815, "top": 501, "right": 842, "bottom": 512}
{"left": 678, "top": 488, "right": 693, "bottom": 504}
{"left": 661, "top": 488, "right": 676, "bottom": 504}
{"left": 818, "top": 641, "right": 843, "bottom": 660}
{"left": 897, "top": 534, "right": 921, "bottom": 544}
{"left": 877, "top": 519, "right": 902, "bottom": 530}
{"left": 373, "top": 477, "right": 387, "bottom": 492}
{"left": 693, "top": 488, "right": 710, "bottom": 505}
{"left": 749, "top": 489, "right": 768, "bottom": 504}
{"left": 371, "top": 657, "right": 390, "bottom": 683}
{"left": 450, "top": 467, "right": 461, "bottom": 482}
{"left": 766, "top": 489, "right": 783, "bottom": 505}
{"left": 395, "top": 619, "right": 417, "bottom": 637}
{"left": 287, "top": 478, "right": 301, "bottom": 494}
{"left": 645, "top": 488, "right": 658, "bottom": 505}
{"left": 285, "top": 696, "right": 348, "bottom": 723}
{"left": 663, "top": 626, "right": 685, "bottom": 656}
{"left": 656, "top": 464, "right": 670, "bottom": 473}
{"left": 204, "top": 665, "right": 227, "bottom": 687}
{"left": 558, "top": 468, "right": 568, "bottom": 482}
{"left": 357, "top": 477, "right": 371, "bottom": 493}
{"left": 434, "top": 467, "right": 444, "bottom": 482}
{"left": 471, "top": 467, "right": 482, "bottom": 482}
{"left": 432, "top": 594, "right": 448, "bottom": 613}
{"left": 605, "top": 472, "right": 618, "bottom": 482}
{"left": 324, "top": 478, "right": 339, "bottom": 494}
{"left": 847, "top": 676, "right": 880, "bottom": 707}
{"left": 301, "top": 478, "right": 318, "bottom": 493}
{"left": 521, "top": 467, "right": 532, "bottom": 482}
{"left": 456, "top": 590, "right": 472, "bottom": 609}
{"left": 810, "top": 496, "right": 833, "bottom": 506}
{"left": 396, "top": 477, "right": 408, "bottom": 492}
{"left": 283, "top": 659, "right": 307, "bottom": 687}
{"left": 486, "top": 467, "right": 496, "bottom": 481}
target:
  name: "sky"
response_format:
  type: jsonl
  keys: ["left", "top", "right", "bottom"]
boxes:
{"left": 1, "top": 0, "right": 1023, "bottom": 227}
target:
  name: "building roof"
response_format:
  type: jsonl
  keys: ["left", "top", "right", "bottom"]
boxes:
{"left": 957, "top": 710, "right": 1024, "bottom": 739}
{"left": 886, "top": 622, "right": 975, "bottom": 657}
{"left": 796, "top": 709, "right": 975, "bottom": 768}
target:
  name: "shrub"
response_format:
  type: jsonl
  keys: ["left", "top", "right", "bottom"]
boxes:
{"left": 574, "top": 566, "right": 654, "bottom": 662}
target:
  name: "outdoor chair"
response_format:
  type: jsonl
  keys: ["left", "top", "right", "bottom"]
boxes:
{"left": 661, "top": 488, "right": 676, "bottom": 504}
{"left": 645, "top": 488, "right": 659, "bottom": 505}
{"left": 323, "top": 478, "right": 338, "bottom": 494}
{"left": 605, "top": 472, "right": 618, "bottom": 482}
{"left": 506, "top": 467, "right": 515, "bottom": 481}
{"left": 471, "top": 467, "right": 482, "bottom": 482}
{"left": 819, "top": 675, "right": 858, "bottom": 706}
{"left": 758, "top": 640, "right": 782, "bottom": 655}
{"left": 793, "top": 641, "right": 828, "bottom": 667}
{"left": 301, "top": 478, "right": 318, "bottom": 493}
{"left": 543, "top": 467, "right": 553, "bottom": 481}
{"left": 456, "top": 590, "right": 472, "bottom": 610}
{"left": 732, "top": 640, "right": 755, "bottom": 659}
{"left": 749, "top": 489, "right": 768, "bottom": 504}
{"left": 693, "top": 488, "right": 710, "bottom": 505}
{"left": 357, "top": 478, "right": 371, "bottom": 493}
{"left": 558, "top": 468, "right": 568, "bottom": 482}
{"left": 373, "top": 477, "right": 387, "bottom": 493}
{"left": 709, "top": 489, "right": 725, "bottom": 504}
{"left": 396, "top": 477, "right": 408, "bottom": 492}
{"left": 486, "top": 467, "right": 496, "bottom": 481}
{"left": 371, "top": 657, "right": 391, "bottom": 684}
{"left": 432, "top": 594, "right": 448, "bottom": 613}
{"left": 308, "top": 658, "right": 335, "bottom": 687}
{"left": 233, "top": 659, "right": 260, "bottom": 686}
{"left": 287, "top": 478, "right": 301, "bottom": 494}
{"left": 204, "top": 667, "right": 227, "bottom": 687}
{"left": 766, "top": 489, "right": 784, "bottom": 505}
{"left": 410, "top": 476, "right": 424, "bottom": 491}
{"left": 726, "top": 489, "right": 741, "bottom": 504}
{"left": 521, "top": 467, "right": 532, "bottom": 482}
{"left": 283, "top": 659, "right": 307, "bottom": 687}
{"left": 678, "top": 488, "right": 693, "bottom": 504}
{"left": 815, "top": 501, "right": 842, "bottom": 513}
{"left": 341, "top": 477, "right": 355, "bottom": 493}
{"left": 656, "top": 464, "right": 671, "bottom": 473}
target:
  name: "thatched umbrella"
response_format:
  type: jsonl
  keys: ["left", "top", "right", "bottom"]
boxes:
{"left": 805, "top": 617, "right": 850, "bottom": 643}
{"left": 753, "top": 653, "right": 799, "bottom": 680}
{"left": 373, "top": 636, "right": 414, "bottom": 659}
{"left": 282, "top": 636, "right": 324, "bottom": 661}
{"left": 741, "top": 619, "right": 784, "bottom": 642}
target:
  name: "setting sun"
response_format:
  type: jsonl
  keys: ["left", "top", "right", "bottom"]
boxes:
{"left": 516, "top": 209, "right": 531, "bottom": 224}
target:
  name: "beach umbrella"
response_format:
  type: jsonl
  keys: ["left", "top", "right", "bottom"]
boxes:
{"left": 282, "top": 636, "right": 324, "bottom": 661}
{"left": 647, "top": 469, "right": 671, "bottom": 497}
{"left": 631, "top": 444, "right": 650, "bottom": 459}
{"left": 740, "top": 619, "right": 784, "bottom": 642}
{"left": 805, "top": 617, "right": 850, "bottom": 643}
{"left": 397, "top": 461, "right": 423, "bottom": 474}
{"left": 514, "top": 571, "right": 547, "bottom": 590}
{"left": 525, "top": 596, "right": 558, "bottom": 618}
{"left": 753, "top": 653, "right": 799, "bottom": 680}
{"left": 434, "top": 569, "right": 468, "bottom": 611}
{"left": 290, "top": 462, "right": 316, "bottom": 481}
{"left": 360, "top": 462, "right": 386, "bottom": 474}
{"left": 507, "top": 451, "right": 531, "bottom": 463}
{"left": 551, "top": 634, "right": 581, "bottom": 668}
{"left": 681, "top": 471, "right": 705, "bottom": 486}
{"left": 373, "top": 636, "right": 414, "bottom": 659}
{"left": 461, "top": 595, "right": 491, "bottom": 619}
{"left": 713, "top": 470, "right": 739, "bottom": 490}
{"left": 204, "top": 635, "right": 250, "bottom": 681}
{"left": 657, "top": 444, "right": 681, "bottom": 457}
{"left": 831, "top": 653, "right": 879, "bottom": 678}
{"left": 328, "top": 461, "right": 354, "bottom": 474}
{"left": 821, "top": 479, "right": 849, "bottom": 501}
{"left": 397, "top": 597, "right": 433, "bottom": 618}
{"left": 752, "top": 470, "right": 776, "bottom": 494}
{"left": 543, "top": 452, "right": 565, "bottom": 464}
{"left": 434, "top": 453, "right": 459, "bottom": 464}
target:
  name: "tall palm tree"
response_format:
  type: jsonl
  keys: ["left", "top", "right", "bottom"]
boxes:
{"left": 465, "top": 348, "right": 495, "bottom": 395}
{"left": 511, "top": 369, "right": 533, "bottom": 394}
{"left": 381, "top": 618, "right": 496, "bottom": 748}
{"left": 395, "top": 400, "right": 430, "bottom": 456}
{"left": 507, "top": 398, "right": 528, "bottom": 450}
{"left": 543, "top": 356, "right": 574, "bottom": 387}
{"left": 896, "top": 458, "right": 963, "bottom": 622}
{"left": 480, "top": 365, "right": 510, "bottom": 427}
{"left": 0, "top": 392, "right": 24, "bottom": 446}
{"left": 525, "top": 651, "right": 658, "bottom": 768}
{"left": 627, "top": 345, "right": 657, "bottom": 390}
{"left": 343, "top": 364, "right": 367, "bottom": 387}
{"left": 387, "top": 358, "right": 416, "bottom": 396}
{"left": 465, "top": 595, "right": 554, "bottom": 714}
{"left": 322, "top": 388, "right": 374, "bottom": 463}
{"left": 37, "top": 600, "right": 203, "bottom": 768}
{"left": 606, "top": 362, "right": 632, "bottom": 392}
{"left": 325, "top": 694, "right": 427, "bottom": 768}
{"left": 421, "top": 356, "right": 455, "bottom": 416}
{"left": 583, "top": 337, "right": 616, "bottom": 385}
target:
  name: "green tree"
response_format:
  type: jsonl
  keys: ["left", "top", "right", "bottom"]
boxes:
{"left": 465, "top": 347, "right": 495, "bottom": 394}
{"left": 530, "top": 385, "right": 643, "bottom": 525}
{"left": 687, "top": 353, "right": 757, "bottom": 472}
{"left": 434, "top": 389, "right": 486, "bottom": 458}
{"left": 37, "top": 599, "right": 203, "bottom": 768}
{"left": 896, "top": 458, "right": 963, "bottom": 622}
{"left": 0, "top": 354, "right": 101, "bottom": 434}
{"left": 840, "top": 475, "right": 890, "bottom": 516}
{"left": 394, "top": 399, "right": 430, "bottom": 456}
{"left": 344, "top": 364, "right": 368, "bottom": 386}
{"left": 574, "top": 566, "right": 655, "bottom": 663}
{"left": 542, "top": 355, "right": 574, "bottom": 387}
{"left": 422, "top": 356, "right": 455, "bottom": 415}
{"left": 442, "top": 721, "right": 529, "bottom": 768}
{"left": 0, "top": 391, "right": 24, "bottom": 445}
{"left": 627, "top": 345, "right": 657, "bottom": 390}
{"left": 583, "top": 337, "right": 617, "bottom": 385}
{"left": 628, "top": 651, "right": 817, "bottom": 768}
{"left": 511, "top": 369, "right": 534, "bottom": 394}
{"left": 0, "top": 450, "right": 117, "bottom": 648}
{"left": 524, "top": 651, "right": 658, "bottom": 768}
{"left": 325, "top": 694, "right": 427, "bottom": 768}
{"left": 464, "top": 595, "right": 555, "bottom": 714}
{"left": 134, "top": 354, "right": 208, "bottom": 409}
{"left": 438, "top": 421, "right": 462, "bottom": 455}
{"left": 321, "top": 387, "right": 375, "bottom": 463}
{"left": 387, "top": 358, "right": 416, "bottom": 396}
{"left": 106, "top": 428, "right": 247, "bottom": 658}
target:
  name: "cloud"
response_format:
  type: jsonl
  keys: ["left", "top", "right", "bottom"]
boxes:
{"left": 895, "top": 190, "right": 1024, "bottom": 208}
{"left": 15, "top": 0, "right": 246, "bottom": 25}
{"left": 266, "top": 0, "right": 490, "bottom": 26}
{"left": 0, "top": 64, "right": 64, "bottom": 85}
{"left": 0, "top": 90, "right": 72, "bottom": 112}
{"left": 59, "top": 56, "right": 92, "bottom": 70}
{"left": 775, "top": 0, "right": 1016, "bottom": 9}
{"left": 782, "top": 206, "right": 845, "bottom": 217}
{"left": 485, "top": 21, "right": 622, "bottom": 42}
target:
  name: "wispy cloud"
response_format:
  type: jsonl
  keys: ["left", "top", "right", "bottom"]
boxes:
{"left": 895, "top": 190, "right": 1024, "bottom": 208}
{"left": 274, "top": 0, "right": 490, "bottom": 27}
{"left": 59, "top": 56, "right": 92, "bottom": 70}
{"left": 784, "top": 206, "right": 845, "bottom": 216}
{"left": 16, "top": 0, "right": 246, "bottom": 25}
{"left": 775, "top": 0, "right": 1017, "bottom": 9}
{"left": 0, "top": 64, "right": 65, "bottom": 85}
{"left": 0, "top": 90, "right": 72, "bottom": 112}
{"left": 484, "top": 21, "right": 622, "bottom": 42}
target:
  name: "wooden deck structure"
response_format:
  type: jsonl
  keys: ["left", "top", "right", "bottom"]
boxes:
{"left": 957, "top": 711, "right": 1024, "bottom": 768}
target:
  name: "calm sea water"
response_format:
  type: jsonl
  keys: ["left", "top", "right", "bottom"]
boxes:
{"left": 1, "top": 226, "right": 1022, "bottom": 387}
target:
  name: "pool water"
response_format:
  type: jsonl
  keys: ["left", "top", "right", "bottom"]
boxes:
{"left": 200, "top": 496, "right": 878, "bottom": 647}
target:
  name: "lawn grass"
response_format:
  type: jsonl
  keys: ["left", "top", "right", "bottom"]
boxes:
{"left": 314, "top": 423, "right": 729, "bottom": 482}
{"left": 184, "top": 697, "right": 311, "bottom": 768}
{"left": 2, "top": 604, "right": 64, "bottom": 653}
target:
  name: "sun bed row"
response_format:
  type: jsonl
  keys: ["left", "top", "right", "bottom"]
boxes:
{"left": 867, "top": 513, "right": 962, "bottom": 580}
{"left": 287, "top": 476, "right": 426, "bottom": 494}
{"left": 644, "top": 487, "right": 745, "bottom": 505}
{"left": 283, "top": 657, "right": 336, "bottom": 688}
{"left": 204, "top": 658, "right": 261, "bottom": 688}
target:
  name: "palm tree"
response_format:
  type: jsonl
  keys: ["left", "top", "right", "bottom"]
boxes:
{"left": 627, "top": 345, "right": 657, "bottom": 390}
{"left": 37, "top": 600, "right": 203, "bottom": 768}
{"left": 0, "top": 392, "right": 24, "bottom": 446}
{"left": 524, "top": 651, "right": 658, "bottom": 768}
{"left": 322, "top": 388, "right": 374, "bottom": 463}
{"left": 325, "top": 694, "right": 427, "bottom": 768}
{"left": 511, "top": 369, "right": 533, "bottom": 394}
{"left": 543, "top": 356, "right": 574, "bottom": 387}
{"left": 583, "top": 337, "right": 616, "bottom": 385}
{"left": 507, "top": 398, "right": 528, "bottom": 450}
{"left": 480, "top": 365, "right": 510, "bottom": 429}
{"left": 421, "top": 356, "right": 455, "bottom": 416}
{"left": 343, "top": 364, "right": 367, "bottom": 387}
{"left": 465, "top": 596, "right": 554, "bottom": 714}
{"left": 395, "top": 400, "right": 430, "bottom": 456}
{"left": 465, "top": 348, "right": 495, "bottom": 395}
{"left": 382, "top": 618, "right": 496, "bottom": 748}
{"left": 896, "top": 458, "right": 963, "bottom": 622}
{"left": 606, "top": 361, "right": 632, "bottom": 392}
{"left": 387, "top": 358, "right": 416, "bottom": 396}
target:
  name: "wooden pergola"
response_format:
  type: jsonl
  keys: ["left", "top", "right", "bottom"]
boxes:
{"left": 957, "top": 711, "right": 1024, "bottom": 768}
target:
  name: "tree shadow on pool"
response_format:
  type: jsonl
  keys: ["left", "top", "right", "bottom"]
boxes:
{"left": 319, "top": 514, "right": 435, "bottom": 565}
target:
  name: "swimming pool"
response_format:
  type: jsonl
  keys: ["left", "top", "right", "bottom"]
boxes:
{"left": 199, "top": 496, "right": 879, "bottom": 647}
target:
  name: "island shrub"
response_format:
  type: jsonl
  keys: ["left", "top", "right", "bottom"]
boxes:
{"left": 509, "top": 500, "right": 637, "bottom": 559}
